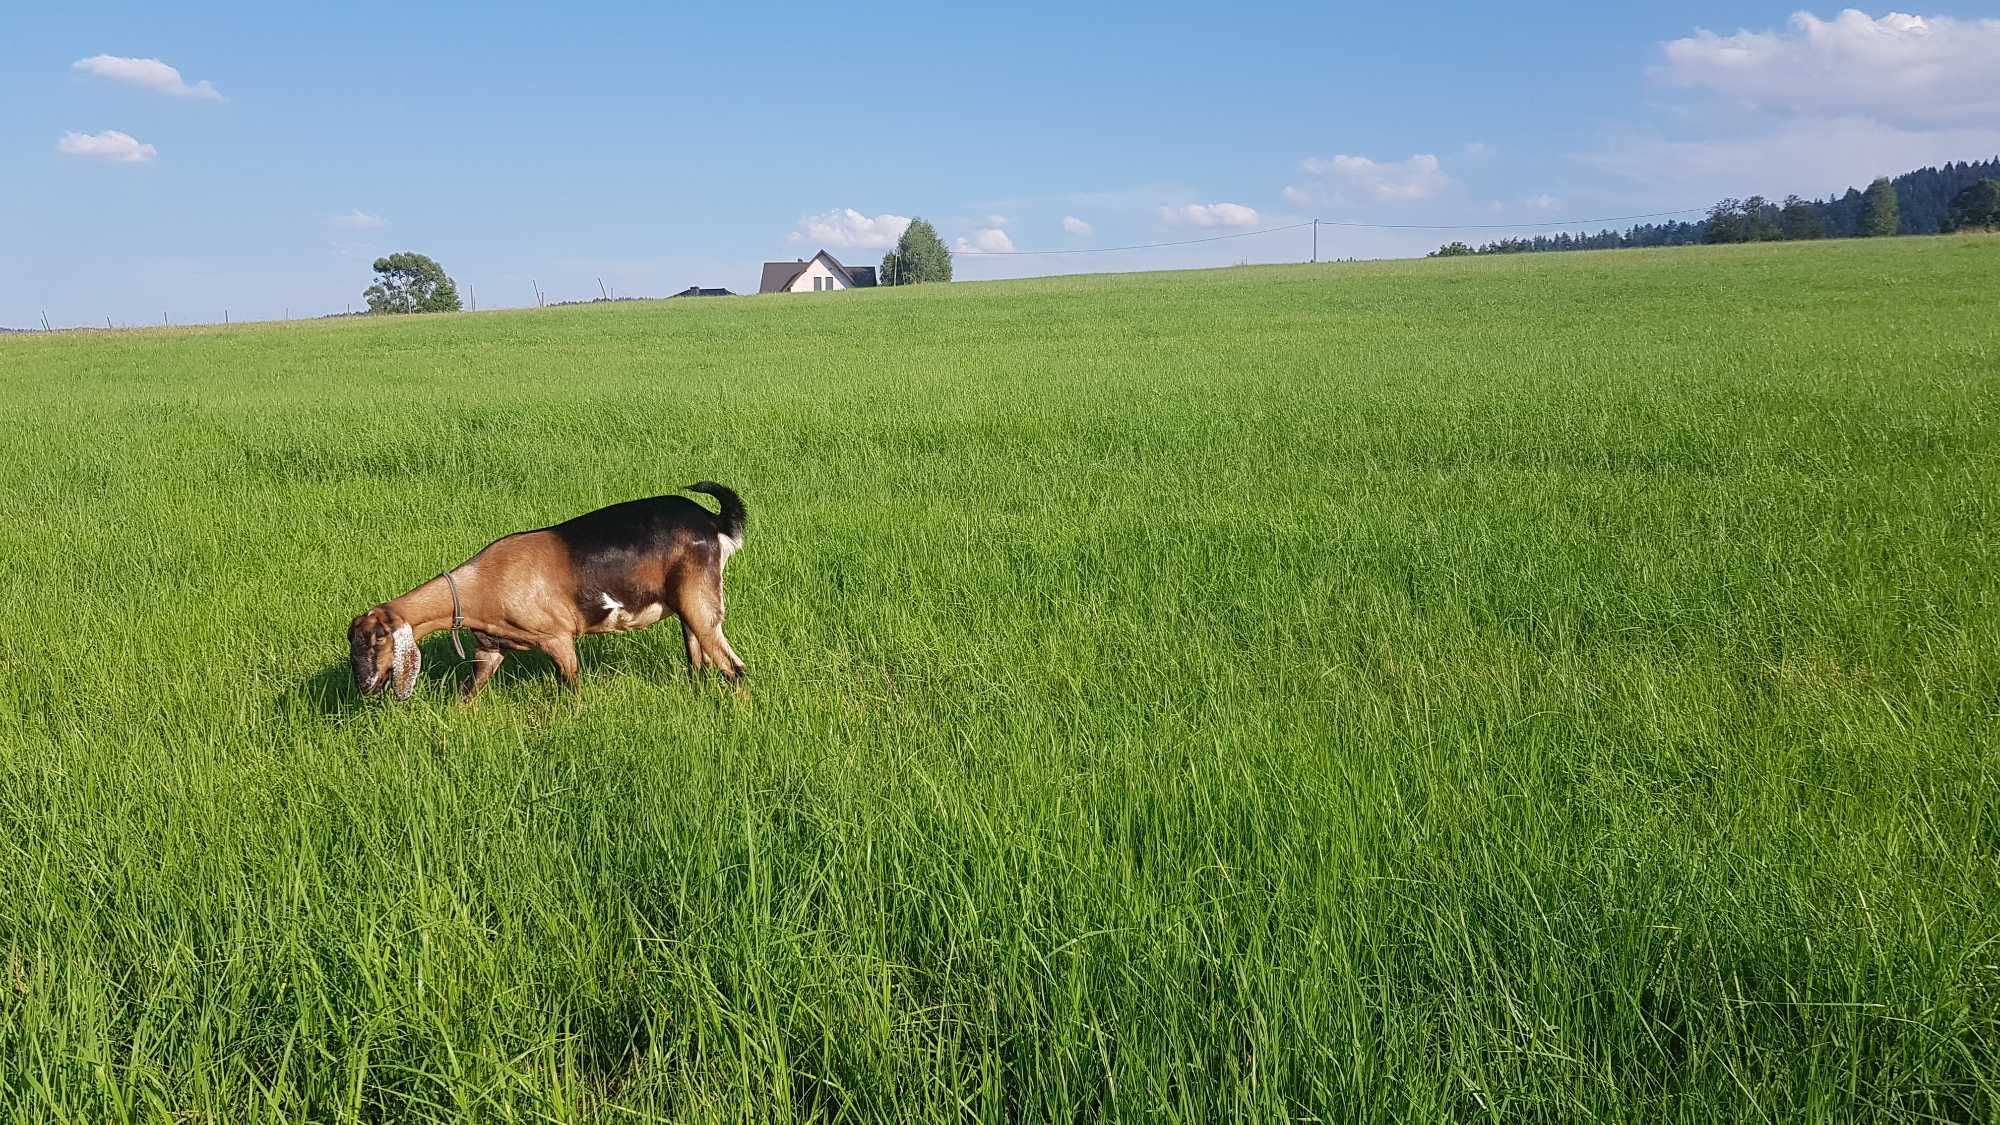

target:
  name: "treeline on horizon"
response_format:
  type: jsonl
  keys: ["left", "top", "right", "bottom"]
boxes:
{"left": 1431, "top": 157, "right": 2000, "bottom": 257}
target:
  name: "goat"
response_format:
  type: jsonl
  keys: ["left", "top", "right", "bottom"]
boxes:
{"left": 349, "top": 483, "right": 746, "bottom": 701}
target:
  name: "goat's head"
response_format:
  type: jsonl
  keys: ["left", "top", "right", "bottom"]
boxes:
{"left": 348, "top": 605, "right": 419, "bottom": 700}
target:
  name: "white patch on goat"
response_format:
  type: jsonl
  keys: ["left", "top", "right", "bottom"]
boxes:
{"left": 392, "top": 623, "right": 415, "bottom": 663}
{"left": 716, "top": 533, "right": 742, "bottom": 616}
{"left": 600, "top": 592, "right": 624, "bottom": 613}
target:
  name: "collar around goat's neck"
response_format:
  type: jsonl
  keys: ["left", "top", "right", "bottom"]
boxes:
{"left": 440, "top": 569, "right": 469, "bottom": 660}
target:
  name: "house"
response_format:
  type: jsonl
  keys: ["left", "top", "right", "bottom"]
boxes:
{"left": 757, "top": 250, "right": 878, "bottom": 294}
{"left": 670, "top": 286, "right": 734, "bottom": 298}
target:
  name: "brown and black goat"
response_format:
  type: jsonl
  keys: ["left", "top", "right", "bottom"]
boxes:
{"left": 349, "top": 483, "right": 746, "bottom": 700}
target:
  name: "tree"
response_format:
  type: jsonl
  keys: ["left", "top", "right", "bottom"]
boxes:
{"left": 1704, "top": 199, "right": 1749, "bottom": 244}
{"left": 364, "top": 252, "right": 461, "bottom": 314}
{"left": 1944, "top": 179, "right": 2000, "bottom": 233}
{"left": 1741, "top": 196, "right": 1783, "bottom": 241}
{"left": 1779, "top": 195, "right": 1825, "bottom": 240}
{"left": 1429, "top": 241, "right": 1474, "bottom": 257}
{"left": 1827, "top": 187, "right": 1865, "bottom": 237}
{"left": 879, "top": 219, "right": 951, "bottom": 285}
{"left": 1860, "top": 178, "right": 1900, "bottom": 237}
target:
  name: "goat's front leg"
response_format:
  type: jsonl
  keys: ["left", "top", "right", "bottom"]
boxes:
{"left": 462, "top": 645, "right": 506, "bottom": 701}
{"left": 539, "top": 635, "right": 581, "bottom": 689}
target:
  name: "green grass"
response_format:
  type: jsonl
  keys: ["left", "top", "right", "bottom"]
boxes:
{"left": 1, "top": 236, "right": 1996, "bottom": 1122}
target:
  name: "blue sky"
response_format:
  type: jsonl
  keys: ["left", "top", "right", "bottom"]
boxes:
{"left": 5, "top": 3, "right": 1997, "bottom": 326}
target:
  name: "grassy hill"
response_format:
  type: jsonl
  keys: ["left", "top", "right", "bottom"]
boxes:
{"left": 1, "top": 237, "right": 1996, "bottom": 1122}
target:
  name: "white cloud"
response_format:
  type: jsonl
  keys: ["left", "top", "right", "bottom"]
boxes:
{"left": 954, "top": 227, "right": 1016, "bottom": 253}
{"left": 794, "top": 208, "right": 912, "bottom": 249}
{"left": 1524, "top": 193, "right": 1562, "bottom": 210}
{"left": 1280, "top": 184, "right": 1312, "bottom": 207}
{"left": 56, "top": 130, "right": 157, "bottom": 164}
{"left": 71, "top": 55, "right": 222, "bottom": 101}
{"left": 1464, "top": 141, "right": 1494, "bottom": 156}
{"left": 1583, "top": 114, "right": 2000, "bottom": 200}
{"left": 1577, "top": 11, "right": 2000, "bottom": 208}
{"left": 981, "top": 214, "right": 1009, "bottom": 227}
{"left": 1158, "top": 202, "right": 1261, "bottom": 227}
{"left": 1299, "top": 153, "right": 1451, "bottom": 201}
{"left": 1061, "top": 215, "right": 1093, "bottom": 237}
{"left": 1655, "top": 10, "right": 2000, "bottom": 127}
{"left": 330, "top": 208, "right": 384, "bottom": 230}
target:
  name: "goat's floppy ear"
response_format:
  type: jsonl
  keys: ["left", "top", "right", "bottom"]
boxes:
{"left": 391, "top": 624, "right": 421, "bottom": 700}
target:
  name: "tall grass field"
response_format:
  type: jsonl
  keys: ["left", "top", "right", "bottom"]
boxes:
{"left": 2, "top": 237, "right": 1996, "bottom": 1122}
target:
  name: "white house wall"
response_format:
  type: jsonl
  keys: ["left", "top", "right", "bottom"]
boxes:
{"left": 788, "top": 258, "right": 846, "bottom": 292}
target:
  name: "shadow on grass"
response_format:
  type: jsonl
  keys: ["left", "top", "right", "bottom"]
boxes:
{"left": 276, "top": 636, "right": 565, "bottom": 717}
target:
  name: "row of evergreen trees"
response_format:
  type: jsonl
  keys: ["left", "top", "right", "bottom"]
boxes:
{"left": 1432, "top": 158, "right": 1999, "bottom": 258}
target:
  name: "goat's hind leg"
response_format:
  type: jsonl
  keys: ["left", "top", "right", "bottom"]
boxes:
{"left": 679, "top": 596, "right": 744, "bottom": 684}
{"left": 681, "top": 618, "right": 708, "bottom": 681}
{"left": 708, "top": 622, "right": 745, "bottom": 680}
{"left": 538, "top": 635, "right": 581, "bottom": 690}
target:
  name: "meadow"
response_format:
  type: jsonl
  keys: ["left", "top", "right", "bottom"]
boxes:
{"left": 0, "top": 236, "right": 1995, "bottom": 1122}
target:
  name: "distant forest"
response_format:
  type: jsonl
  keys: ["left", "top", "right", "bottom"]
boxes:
{"left": 1432, "top": 157, "right": 2000, "bottom": 257}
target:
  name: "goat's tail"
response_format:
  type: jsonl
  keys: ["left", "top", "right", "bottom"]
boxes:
{"left": 687, "top": 482, "right": 746, "bottom": 542}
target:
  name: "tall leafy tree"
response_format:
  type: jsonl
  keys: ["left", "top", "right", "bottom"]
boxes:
{"left": 880, "top": 219, "right": 951, "bottom": 285}
{"left": 1944, "top": 179, "right": 2000, "bottom": 233}
{"left": 1704, "top": 199, "right": 1749, "bottom": 244}
{"left": 364, "top": 252, "right": 462, "bottom": 314}
{"left": 1741, "top": 197, "right": 1783, "bottom": 241}
{"left": 1860, "top": 178, "right": 1900, "bottom": 237}
{"left": 1780, "top": 195, "right": 1825, "bottom": 240}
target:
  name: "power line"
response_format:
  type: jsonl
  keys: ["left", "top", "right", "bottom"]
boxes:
{"left": 951, "top": 208, "right": 1709, "bottom": 257}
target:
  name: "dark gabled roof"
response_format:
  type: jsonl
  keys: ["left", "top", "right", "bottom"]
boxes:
{"left": 671, "top": 286, "right": 733, "bottom": 297}
{"left": 759, "top": 260, "right": 811, "bottom": 294}
{"left": 758, "top": 250, "right": 877, "bottom": 293}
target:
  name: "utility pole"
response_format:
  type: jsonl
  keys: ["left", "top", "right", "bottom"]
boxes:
{"left": 1312, "top": 219, "right": 1318, "bottom": 264}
